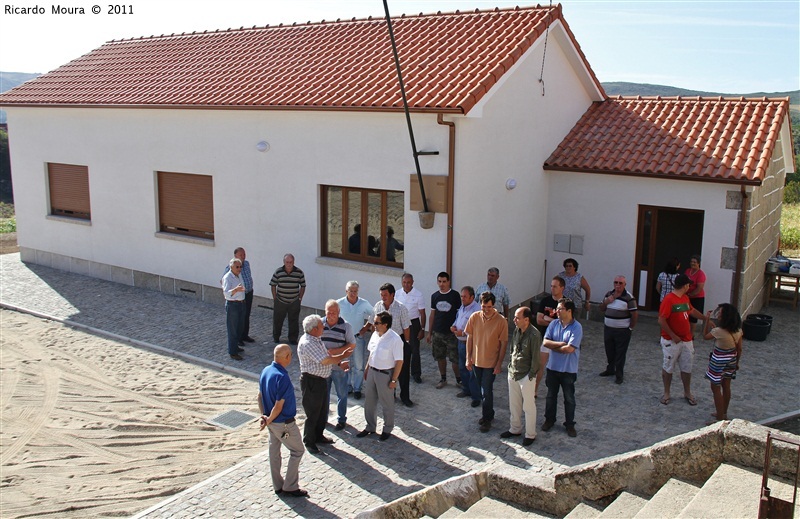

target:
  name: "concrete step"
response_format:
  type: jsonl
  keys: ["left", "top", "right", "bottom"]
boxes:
{"left": 437, "top": 508, "right": 463, "bottom": 518}
{"left": 597, "top": 491, "right": 647, "bottom": 518}
{"left": 564, "top": 501, "right": 602, "bottom": 518}
{"left": 677, "top": 463, "right": 799, "bottom": 518}
{"left": 633, "top": 478, "right": 701, "bottom": 518}
{"left": 459, "top": 496, "right": 554, "bottom": 518}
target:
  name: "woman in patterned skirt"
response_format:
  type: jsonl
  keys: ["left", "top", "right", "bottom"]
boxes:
{"left": 702, "top": 303, "right": 743, "bottom": 423}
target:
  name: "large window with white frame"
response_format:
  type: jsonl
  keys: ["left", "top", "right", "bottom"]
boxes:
{"left": 321, "top": 185, "right": 404, "bottom": 267}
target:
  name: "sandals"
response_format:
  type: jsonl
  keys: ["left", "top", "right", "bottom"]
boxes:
{"left": 685, "top": 395, "right": 697, "bottom": 406}
{"left": 660, "top": 395, "right": 671, "bottom": 405}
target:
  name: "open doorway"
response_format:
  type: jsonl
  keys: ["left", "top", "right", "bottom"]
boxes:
{"left": 633, "top": 205, "right": 704, "bottom": 310}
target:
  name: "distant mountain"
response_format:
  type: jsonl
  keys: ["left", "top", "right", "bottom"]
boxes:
{"left": 0, "top": 72, "right": 42, "bottom": 124}
{"left": 602, "top": 81, "right": 799, "bottom": 106}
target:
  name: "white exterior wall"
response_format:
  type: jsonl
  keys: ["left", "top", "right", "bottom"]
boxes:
{"left": 546, "top": 171, "right": 738, "bottom": 308}
{"left": 450, "top": 24, "right": 599, "bottom": 304}
{"left": 6, "top": 106, "right": 453, "bottom": 309}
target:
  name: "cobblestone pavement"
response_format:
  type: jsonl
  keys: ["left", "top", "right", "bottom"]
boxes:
{"left": 1, "top": 253, "right": 798, "bottom": 518}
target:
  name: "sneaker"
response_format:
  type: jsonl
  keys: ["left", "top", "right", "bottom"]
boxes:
{"left": 542, "top": 420, "right": 554, "bottom": 431}
{"left": 471, "top": 400, "right": 481, "bottom": 408}
{"left": 456, "top": 391, "right": 469, "bottom": 398}
{"left": 567, "top": 426, "right": 577, "bottom": 437}
{"left": 436, "top": 379, "right": 447, "bottom": 389}
{"left": 500, "top": 431, "right": 521, "bottom": 439}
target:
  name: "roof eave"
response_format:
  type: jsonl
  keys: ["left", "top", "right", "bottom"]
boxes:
{"left": 0, "top": 102, "right": 465, "bottom": 115}
{"left": 542, "top": 165, "right": 762, "bottom": 187}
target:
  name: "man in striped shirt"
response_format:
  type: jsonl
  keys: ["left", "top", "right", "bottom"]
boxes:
{"left": 297, "top": 314, "right": 351, "bottom": 454}
{"left": 322, "top": 300, "right": 356, "bottom": 431}
{"left": 599, "top": 276, "right": 638, "bottom": 385}
{"left": 270, "top": 254, "right": 306, "bottom": 345}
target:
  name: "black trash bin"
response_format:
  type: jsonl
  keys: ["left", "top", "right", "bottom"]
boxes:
{"left": 743, "top": 318, "right": 770, "bottom": 341}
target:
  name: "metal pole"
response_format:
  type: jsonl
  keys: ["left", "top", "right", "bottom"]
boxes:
{"left": 382, "top": 0, "right": 429, "bottom": 213}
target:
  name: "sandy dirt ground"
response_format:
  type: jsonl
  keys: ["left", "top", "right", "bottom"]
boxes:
{"left": 0, "top": 310, "right": 267, "bottom": 518}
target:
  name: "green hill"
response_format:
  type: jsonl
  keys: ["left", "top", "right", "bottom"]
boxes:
{"left": 602, "top": 81, "right": 799, "bottom": 106}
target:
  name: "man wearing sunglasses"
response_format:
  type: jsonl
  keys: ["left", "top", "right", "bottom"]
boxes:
{"left": 599, "top": 276, "right": 638, "bottom": 384}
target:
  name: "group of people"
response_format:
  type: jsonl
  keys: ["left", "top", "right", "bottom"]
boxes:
{"left": 249, "top": 251, "right": 742, "bottom": 498}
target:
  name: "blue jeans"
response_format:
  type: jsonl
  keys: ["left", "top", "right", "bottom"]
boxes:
{"left": 545, "top": 369, "right": 577, "bottom": 427}
{"left": 349, "top": 334, "right": 368, "bottom": 392}
{"left": 328, "top": 369, "right": 349, "bottom": 425}
{"left": 225, "top": 301, "right": 245, "bottom": 355}
{"left": 457, "top": 341, "right": 475, "bottom": 399}
{"left": 473, "top": 366, "right": 496, "bottom": 421}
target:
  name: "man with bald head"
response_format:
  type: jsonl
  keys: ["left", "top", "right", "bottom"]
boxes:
{"left": 258, "top": 344, "right": 307, "bottom": 498}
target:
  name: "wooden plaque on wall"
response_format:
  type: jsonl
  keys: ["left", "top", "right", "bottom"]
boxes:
{"left": 409, "top": 174, "right": 449, "bottom": 214}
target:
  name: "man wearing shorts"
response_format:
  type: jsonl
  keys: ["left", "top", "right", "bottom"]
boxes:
{"left": 658, "top": 274, "right": 706, "bottom": 406}
{"left": 427, "top": 272, "right": 462, "bottom": 389}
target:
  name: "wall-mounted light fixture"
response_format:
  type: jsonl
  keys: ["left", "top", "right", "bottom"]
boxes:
{"left": 256, "top": 141, "right": 270, "bottom": 153}
{"left": 505, "top": 178, "right": 517, "bottom": 190}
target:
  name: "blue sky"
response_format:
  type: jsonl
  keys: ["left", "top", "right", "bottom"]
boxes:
{"left": 0, "top": 0, "right": 797, "bottom": 93}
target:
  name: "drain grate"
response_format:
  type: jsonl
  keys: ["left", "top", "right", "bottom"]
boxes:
{"left": 205, "top": 409, "right": 258, "bottom": 430}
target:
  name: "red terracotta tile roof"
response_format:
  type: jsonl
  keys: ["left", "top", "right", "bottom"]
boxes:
{"left": 544, "top": 96, "right": 791, "bottom": 185}
{"left": 0, "top": 5, "right": 602, "bottom": 114}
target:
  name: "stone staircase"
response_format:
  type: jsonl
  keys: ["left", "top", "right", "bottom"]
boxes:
{"left": 360, "top": 421, "right": 800, "bottom": 519}
{"left": 434, "top": 463, "right": 797, "bottom": 518}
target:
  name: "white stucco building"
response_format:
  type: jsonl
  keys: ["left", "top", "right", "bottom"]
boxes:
{"left": 0, "top": 5, "right": 793, "bottom": 317}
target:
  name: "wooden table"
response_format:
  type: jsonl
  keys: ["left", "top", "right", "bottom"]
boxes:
{"left": 764, "top": 271, "right": 800, "bottom": 309}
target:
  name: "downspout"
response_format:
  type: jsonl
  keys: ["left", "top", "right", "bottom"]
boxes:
{"left": 732, "top": 185, "right": 749, "bottom": 307}
{"left": 437, "top": 113, "right": 455, "bottom": 275}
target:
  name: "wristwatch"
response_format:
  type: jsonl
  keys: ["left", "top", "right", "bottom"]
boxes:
{"left": 391, "top": 379, "right": 397, "bottom": 383}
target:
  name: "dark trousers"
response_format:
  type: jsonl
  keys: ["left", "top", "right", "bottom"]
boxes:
{"left": 242, "top": 290, "right": 254, "bottom": 339}
{"left": 225, "top": 301, "right": 245, "bottom": 355}
{"left": 273, "top": 298, "right": 301, "bottom": 343}
{"left": 399, "top": 340, "right": 412, "bottom": 401}
{"left": 473, "top": 366, "right": 496, "bottom": 421}
{"left": 604, "top": 326, "right": 632, "bottom": 377}
{"left": 409, "top": 318, "right": 422, "bottom": 379}
{"left": 545, "top": 369, "right": 577, "bottom": 428}
{"left": 300, "top": 373, "right": 328, "bottom": 447}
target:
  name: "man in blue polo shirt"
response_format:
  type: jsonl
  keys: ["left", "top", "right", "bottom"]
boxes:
{"left": 541, "top": 298, "right": 583, "bottom": 438}
{"left": 258, "top": 344, "right": 307, "bottom": 498}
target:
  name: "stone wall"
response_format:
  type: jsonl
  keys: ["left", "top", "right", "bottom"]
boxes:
{"left": 738, "top": 132, "right": 788, "bottom": 317}
{"left": 357, "top": 419, "right": 800, "bottom": 518}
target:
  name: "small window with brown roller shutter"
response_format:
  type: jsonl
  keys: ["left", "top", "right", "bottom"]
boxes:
{"left": 48, "top": 163, "right": 91, "bottom": 220}
{"left": 157, "top": 171, "right": 214, "bottom": 240}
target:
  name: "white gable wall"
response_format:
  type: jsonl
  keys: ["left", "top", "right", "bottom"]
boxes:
{"left": 451, "top": 25, "right": 598, "bottom": 304}
{"left": 545, "top": 171, "right": 739, "bottom": 309}
{"left": 7, "top": 106, "right": 454, "bottom": 308}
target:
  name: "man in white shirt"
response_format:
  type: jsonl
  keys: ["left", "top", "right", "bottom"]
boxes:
{"left": 395, "top": 273, "right": 426, "bottom": 384}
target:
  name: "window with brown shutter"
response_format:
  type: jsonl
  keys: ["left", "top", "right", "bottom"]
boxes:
{"left": 321, "top": 185, "right": 404, "bottom": 267}
{"left": 157, "top": 171, "right": 214, "bottom": 240}
{"left": 48, "top": 163, "right": 91, "bottom": 220}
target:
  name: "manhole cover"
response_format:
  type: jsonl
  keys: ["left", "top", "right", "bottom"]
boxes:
{"left": 205, "top": 409, "right": 258, "bottom": 430}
